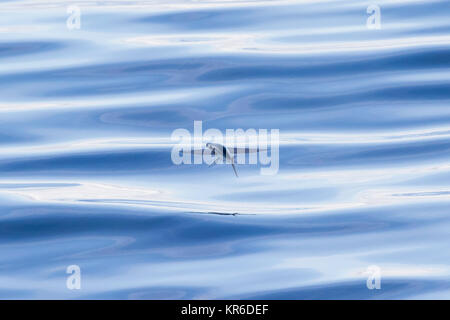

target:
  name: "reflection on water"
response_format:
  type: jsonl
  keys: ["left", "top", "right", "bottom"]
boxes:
{"left": 0, "top": 0, "right": 449, "bottom": 299}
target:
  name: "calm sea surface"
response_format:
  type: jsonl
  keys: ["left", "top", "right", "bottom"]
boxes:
{"left": 0, "top": 0, "right": 449, "bottom": 299}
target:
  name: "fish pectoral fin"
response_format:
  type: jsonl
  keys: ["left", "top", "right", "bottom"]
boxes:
{"left": 209, "top": 157, "right": 220, "bottom": 168}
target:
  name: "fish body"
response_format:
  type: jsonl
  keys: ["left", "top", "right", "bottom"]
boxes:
{"left": 206, "top": 142, "right": 238, "bottom": 177}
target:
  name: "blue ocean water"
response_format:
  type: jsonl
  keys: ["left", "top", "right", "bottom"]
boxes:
{"left": 0, "top": 0, "right": 449, "bottom": 299}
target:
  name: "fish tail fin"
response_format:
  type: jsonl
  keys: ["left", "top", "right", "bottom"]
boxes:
{"left": 232, "top": 163, "right": 238, "bottom": 177}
